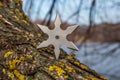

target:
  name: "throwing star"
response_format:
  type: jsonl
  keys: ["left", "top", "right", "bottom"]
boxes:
{"left": 37, "top": 14, "right": 79, "bottom": 59}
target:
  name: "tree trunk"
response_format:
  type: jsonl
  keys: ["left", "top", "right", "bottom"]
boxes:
{"left": 0, "top": 1, "right": 107, "bottom": 80}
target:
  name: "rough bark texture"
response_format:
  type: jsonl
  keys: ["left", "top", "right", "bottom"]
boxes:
{"left": 0, "top": 1, "right": 107, "bottom": 80}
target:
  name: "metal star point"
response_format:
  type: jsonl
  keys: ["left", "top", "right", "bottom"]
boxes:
{"left": 37, "top": 14, "right": 79, "bottom": 59}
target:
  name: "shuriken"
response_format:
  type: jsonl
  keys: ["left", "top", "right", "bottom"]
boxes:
{"left": 37, "top": 14, "right": 79, "bottom": 59}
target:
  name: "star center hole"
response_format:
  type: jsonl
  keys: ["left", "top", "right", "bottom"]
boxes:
{"left": 55, "top": 35, "right": 60, "bottom": 39}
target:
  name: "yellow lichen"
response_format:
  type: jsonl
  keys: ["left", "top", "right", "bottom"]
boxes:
{"left": 74, "top": 61, "right": 80, "bottom": 65}
{"left": 2, "top": 68, "right": 6, "bottom": 74}
{"left": 19, "top": 56, "right": 25, "bottom": 61}
{"left": 4, "top": 51, "right": 13, "bottom": 58}
{"left": 80, "top": 64, "right": 88, "bottom": 70}
{"left": 9, "top": 56, "right": 25, "bottom": 70}
{"left": 33, "top": 60, "right": 37, "bottom": 64}
{"left": 74, "top": 61, "right": 88, "bottom": 70}
{"left": 16, "top": 17, "right": 19, "bottom": 21}
{"left": 65, "top": 66, "right": 74, "bottom": 73}
{"left": 50, "top": 73, "right": 54, "bottom": 75}
{"left": 9, "top": 11, "right": 14, "bottom": 14}
{"left": 14, "top": 70, "right": 25, "bottom": 80}
{"left": 22, "top": 20, "right": 27, "bottom": 24}
{"left": 91, "top": 78, "right": 100, "bottom": 80}
{"left": 19, "top": 13, "right": 23, "bottom": 17}
{"left": 15, "top": 9, "right": 19, "bottom": 12}
{"left": 33, "top": 43, "right": 37, "bottom": 47}
{"left": 64, "top": 75, "right": 68, "bottom": 79}
{"left": 66, "top": 55, "right": 73, "bottom": 60}
{"left": 49, "top": 65, "right": 65, "bottom": 76}
{"left": 34, "top": 78, "right": 39, "bottom": 80}
{"left": 58, "top": 61, "right": 64, "bottom": 67}
{"left": 7, "top": 71, "right": 15, "bottom": 79}
{"left": 0, "top": 2, "right": 3, "bottom": 7}
{"left": 12, "top": 16, "right": 19, "bottom": 21}
{"left": 23, "top": 35, "right": 29, "bottom": 40}
{"left": 100, "top": 76, "right": 108, "bottom": 80}
{"left": 37, "top": 33, "right": 41, "bottom": 37}
{"left": 27, "top": 55, "right": 32, "bottom": 59}
{"left": 9, "top": 60, "right": 21, "bottom": 69}
{"left": 47, "top": 49, "right": 52, "bottom": 53}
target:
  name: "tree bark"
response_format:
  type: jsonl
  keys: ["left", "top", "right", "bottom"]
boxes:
{"left": 0, "top": 1, "right": 107, "bottom": 80}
